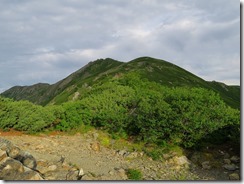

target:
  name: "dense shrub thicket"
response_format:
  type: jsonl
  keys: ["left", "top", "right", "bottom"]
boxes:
{"left": 0, "top": 73, "right": 240, "bottom": 148}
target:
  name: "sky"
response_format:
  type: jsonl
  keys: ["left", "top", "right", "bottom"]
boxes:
{"left": 0, "top": 0, "right": 240, "bottom": 92}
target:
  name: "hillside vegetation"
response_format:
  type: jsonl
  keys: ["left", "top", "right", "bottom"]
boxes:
{"left": 1, "top": 57, "right": 240, "bottom": 109}
{"left": 0, "top": 72, "right": 240, "bottom": 149}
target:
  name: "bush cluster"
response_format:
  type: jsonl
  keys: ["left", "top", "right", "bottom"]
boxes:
{"left": 0, "top": 73, "right": 240, "bottom": 148}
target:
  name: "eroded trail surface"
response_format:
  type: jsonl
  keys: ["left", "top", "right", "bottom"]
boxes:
{"left": 0, "top": 131, "right": 240, "bottom": 180}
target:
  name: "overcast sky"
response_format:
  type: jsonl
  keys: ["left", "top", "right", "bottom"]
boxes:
{"left": 0, "top": 0, "right": 240, "bottom": 92}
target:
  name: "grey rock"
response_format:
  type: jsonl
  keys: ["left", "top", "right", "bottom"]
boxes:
{"left": 223, "top": 164, "right": 237, "bottom": 171}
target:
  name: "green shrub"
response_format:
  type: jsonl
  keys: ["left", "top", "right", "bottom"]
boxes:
{"left": 126, "top": 168, "right": 143, "bottom": 180}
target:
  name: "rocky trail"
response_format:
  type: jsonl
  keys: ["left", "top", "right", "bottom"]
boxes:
{"left": 0, "top": 130, "right": 240, "bottom": 180}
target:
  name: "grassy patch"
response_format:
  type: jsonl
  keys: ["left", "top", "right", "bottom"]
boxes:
{"left": 126, "top": 168, "right": 143, "bottom": 180}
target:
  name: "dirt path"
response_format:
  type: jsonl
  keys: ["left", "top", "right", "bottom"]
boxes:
{"left": 0, "top": 130, "right": 239, "bottom": 180}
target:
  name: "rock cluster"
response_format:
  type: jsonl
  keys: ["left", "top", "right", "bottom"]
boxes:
{"left": 189, "top": 149, "right": 240, "bottom": 180}
{"left": 0, "top": 138, "right": 42, "bottom": 180}
{"left": 0, "top": 138, "right": 84, "bottom": 180}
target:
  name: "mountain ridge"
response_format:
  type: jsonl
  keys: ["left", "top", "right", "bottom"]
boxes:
{"left": 1, "top": 57, "right": 240, "bottom": 108}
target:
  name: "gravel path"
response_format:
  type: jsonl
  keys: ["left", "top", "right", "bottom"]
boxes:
{"left": 0, "top": 130, "right": 239, "bottom": 180}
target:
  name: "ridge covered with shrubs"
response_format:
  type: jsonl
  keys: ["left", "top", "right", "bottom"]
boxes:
{"left": 0, "top": 72, "right": 240, "bottom": 148}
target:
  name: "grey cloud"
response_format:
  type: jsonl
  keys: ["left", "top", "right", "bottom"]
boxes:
{"left": 0, "top": 0, "right": 240, "bottom": 92}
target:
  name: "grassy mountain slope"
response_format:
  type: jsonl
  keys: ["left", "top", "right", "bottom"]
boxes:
{"left": 1, "top": 57, "right": 240, "bottom": 108}
{"left": 1, "top": 58, "right": 123, "bottom": 105}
